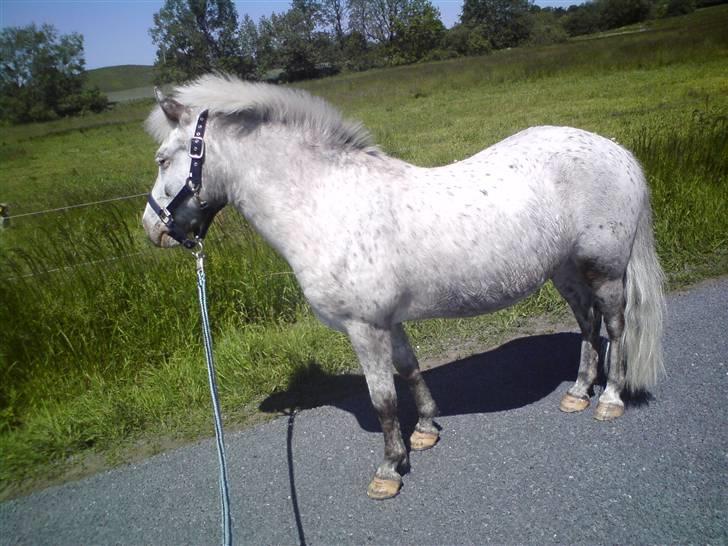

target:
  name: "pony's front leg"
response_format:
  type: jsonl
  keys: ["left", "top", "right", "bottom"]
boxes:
{"left": 347, "top": 322, "right": 407, "bottom": 500}
{"left": 391, "top": 324, "right": 439, "bottom": 450}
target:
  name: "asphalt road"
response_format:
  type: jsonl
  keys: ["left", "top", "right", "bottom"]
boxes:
{"left": 2, "top": 278, "right": 726, "bottom": 545}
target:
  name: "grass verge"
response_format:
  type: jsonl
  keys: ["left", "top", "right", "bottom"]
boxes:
{"left": 1, "top": 6, "right": 726, "bottom": 499}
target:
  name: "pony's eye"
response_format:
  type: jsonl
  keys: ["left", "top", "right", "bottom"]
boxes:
{"left": 156, "top": 157, "right": 171, "bottom": 169}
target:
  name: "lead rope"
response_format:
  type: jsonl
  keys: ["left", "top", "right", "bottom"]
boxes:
{"left": 193, "top": 241, "right": 233, "bottom": 546}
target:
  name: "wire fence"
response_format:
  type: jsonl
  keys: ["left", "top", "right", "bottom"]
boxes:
{"left": 1, "top": 191, "right": 152, "bottom": 281}
{"left": 4, "top": 251, "right": 150, "bottom": 280}
{"left": 0, "top": 191, "right": 296, "bottom": 282}
{"left": 2, "top": 192, "right": 148, "bottom": 220}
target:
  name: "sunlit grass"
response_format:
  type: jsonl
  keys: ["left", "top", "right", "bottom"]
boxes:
{"left": 1, "top": 5, "right": 726, "bottom": 496}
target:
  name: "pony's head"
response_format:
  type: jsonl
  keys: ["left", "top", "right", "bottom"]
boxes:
{"left": 142, "top": 73, "right": 379, "bottom": 247}
{"left": 142, "top": 88, "right": 224, "bottom": 248}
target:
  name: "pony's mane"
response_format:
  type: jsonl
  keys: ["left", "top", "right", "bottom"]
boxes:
{"left": 145, "top": 74, "right": 378, "bottom": 154}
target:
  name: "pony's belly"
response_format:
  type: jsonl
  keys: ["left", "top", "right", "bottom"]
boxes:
{"left": 395, "top": 275, "right": 547, "bottom": 323}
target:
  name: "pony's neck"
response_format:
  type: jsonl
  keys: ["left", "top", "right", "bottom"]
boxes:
{"left": 218, "top": 125, "right": 376, "bottom": 262}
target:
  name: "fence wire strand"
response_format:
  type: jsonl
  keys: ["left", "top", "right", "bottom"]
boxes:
{"left": 4, "top": 192, "right": 148, "bottom": 220}
{"left": 3, "top": 251, "right": 150, "bottom": 281}
{"left": 1, "top": 192, "right": 298, "bottom": 282}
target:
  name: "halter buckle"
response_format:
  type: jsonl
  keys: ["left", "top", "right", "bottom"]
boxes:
{"left": 158, "top": 206, "right": 173, "bottom": 225}
{"left": 189, "top": 137, "right": 205, "bottom": 159}
{"left": 186, "top": 176, "right": 200, "bottom": 192}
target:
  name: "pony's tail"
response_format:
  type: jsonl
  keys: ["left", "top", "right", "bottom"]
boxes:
{"left": 622, "top": 204, "right": 666, "bottom": 391}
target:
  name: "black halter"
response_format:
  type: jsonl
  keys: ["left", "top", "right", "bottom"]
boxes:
{"left": 148, "top": 109, "right": 210, "bottom": 249}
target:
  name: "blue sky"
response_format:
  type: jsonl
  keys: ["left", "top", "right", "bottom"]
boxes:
{"left": 1, "top": 0, "right": 579, "bottom": 69}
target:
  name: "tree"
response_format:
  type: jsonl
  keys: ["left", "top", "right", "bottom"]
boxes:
{"left": 562, "top": 2, "right": 602, "bottom": 36}
{"left": 239, "top": 14, "right": 258, "bottom": 58}
{"left": 392, "top": 3, "right": 446, "bottom": 62}
{"left": 252, "top": 1, "right": 343, "bottom": 82}
{"left": 664, "top": 0, "right": 696, "bottom": 16}
{"left": 254, "top": 14, "right": 280, "bottom": 76}
{"left": 0, "top": 24, "right": 107, "bottom": 123}
{"left": 460, "top": 0, "right": 534, "bottom": 49}
{"left": 442, "top": 24, "right": 492, "bottom": 56}
{"left": 238, "top": 14, "right": 259, "bottom": 71}
{"left": 150, "top": 0, "right": 254, "bottom": 83}
{"left": 348, "top": 0, "right": 400, "bottom": 43}
{"left": 347, "top": 0, "right": 446, "bottom": 64}
{"left": 276, "top": 1, "right": 322, "bottom": 80}
{"left": 527, "top": 8, "right": 568, "bottom": 45}
{"left": 341, "top": 30, "right": 373, "bottom": 70}
{"left": 320, "top": 0, "right": 348, "bottom": 48}
{"left": 597, "top": 0, "right": 652, "bottom": 28}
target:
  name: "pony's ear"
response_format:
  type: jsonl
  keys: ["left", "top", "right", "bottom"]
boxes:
{"left": 154, "top": 87, "right": 186, "bottom": 123}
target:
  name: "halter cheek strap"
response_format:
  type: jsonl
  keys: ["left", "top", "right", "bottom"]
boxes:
{"left": 148, "top": 109, "right": 210, "bottom": 249}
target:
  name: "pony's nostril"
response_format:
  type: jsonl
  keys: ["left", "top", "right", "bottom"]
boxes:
{"left": 159, "top": 232, "right": 178, "bottom": 247}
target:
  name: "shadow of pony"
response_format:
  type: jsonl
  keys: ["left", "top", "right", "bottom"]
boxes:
{"left": 260, "top": 332, "right": 589, "bottom": 433}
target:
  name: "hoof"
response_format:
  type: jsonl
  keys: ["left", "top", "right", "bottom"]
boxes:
{"left": 410, "top": 430, "right": 439, "bottom": 451}
{"left": 367, "top": 477, "right": 401, "bottom": 500}
{"left": 594, "top": 401, "right": 625, "bottom": 421}
{"left": 559, "top": 393, "right": 590, "bottom": 413}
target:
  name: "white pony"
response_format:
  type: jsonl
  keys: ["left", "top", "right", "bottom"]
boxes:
{"left": 142, "top": 74, "right": 665, "bottom": 500}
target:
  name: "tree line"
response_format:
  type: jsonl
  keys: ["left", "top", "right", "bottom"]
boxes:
{"left": 0, "top": 24, "right": 108, "bottom": 123}
{"left": 149, "top": 0, "right": 711, "bottom": 84}
{"left": 1, "top": 0, "right": 719, "bottom": 123}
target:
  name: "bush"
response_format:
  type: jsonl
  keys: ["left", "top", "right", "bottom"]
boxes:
{"left": 57, "top": 88, "right": 110, "bottom": 116}
{"left": 528, "top": 11, "right": 569, "bottom": 46}
{"left": 422, "top": 48, "right": 461, "bottom": 62}
{"left": 562, "top": 3, "right": 603, "bottom": 36}
{"left": 598, "top": 0, "right": 652, "bottom": 28}
{"left": 443, "top": 25, "right": 493, "bottom": 57}
{"left": 666, "top": 0, "right": 697, "bottom": 16}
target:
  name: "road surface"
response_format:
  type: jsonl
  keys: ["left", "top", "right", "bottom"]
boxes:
{"left": 2, "top": 278, "right": 726, "bottom": 545}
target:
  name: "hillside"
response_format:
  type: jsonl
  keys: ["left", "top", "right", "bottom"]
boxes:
{"left": 85, "top": 64, "right": 155, "bottom": 93}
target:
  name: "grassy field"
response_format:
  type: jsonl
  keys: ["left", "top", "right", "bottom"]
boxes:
{"left": 1, "top": 6, "right": 727, "bottom": 497}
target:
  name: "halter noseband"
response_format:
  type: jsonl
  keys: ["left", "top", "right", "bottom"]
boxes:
{"left": 148, "top": 109, "right": 210, "bottom": 249}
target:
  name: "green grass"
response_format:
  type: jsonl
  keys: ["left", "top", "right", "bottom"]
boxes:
{"left": 0, "top": 99, "right": 155, "bottom": 144}
{"left": 1, "top": 5, "right": 727, "bottom": 497}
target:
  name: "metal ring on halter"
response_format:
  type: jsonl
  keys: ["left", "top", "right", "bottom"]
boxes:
{"left": 191, "top": 237, "right": 205, "bottom": 265}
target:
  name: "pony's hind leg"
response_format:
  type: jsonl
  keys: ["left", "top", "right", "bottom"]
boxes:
{"left": 391, "top": 324, "right": 439, "bottom": 451}
{"left": 593, "top": 278, "right": 627, "bottom": 421}
{"left": 346, "top": 321, "right": 408, "bottom": 500}
{"left": 552, "top": 267, "right": 602, "bottom": 412}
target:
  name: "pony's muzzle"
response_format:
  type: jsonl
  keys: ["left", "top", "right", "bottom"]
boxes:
{"left": 159, "top": 232, "right": 180, "bottom": 248}
{"left": 142, "top": 205, "right": 179, "bottom": 248}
